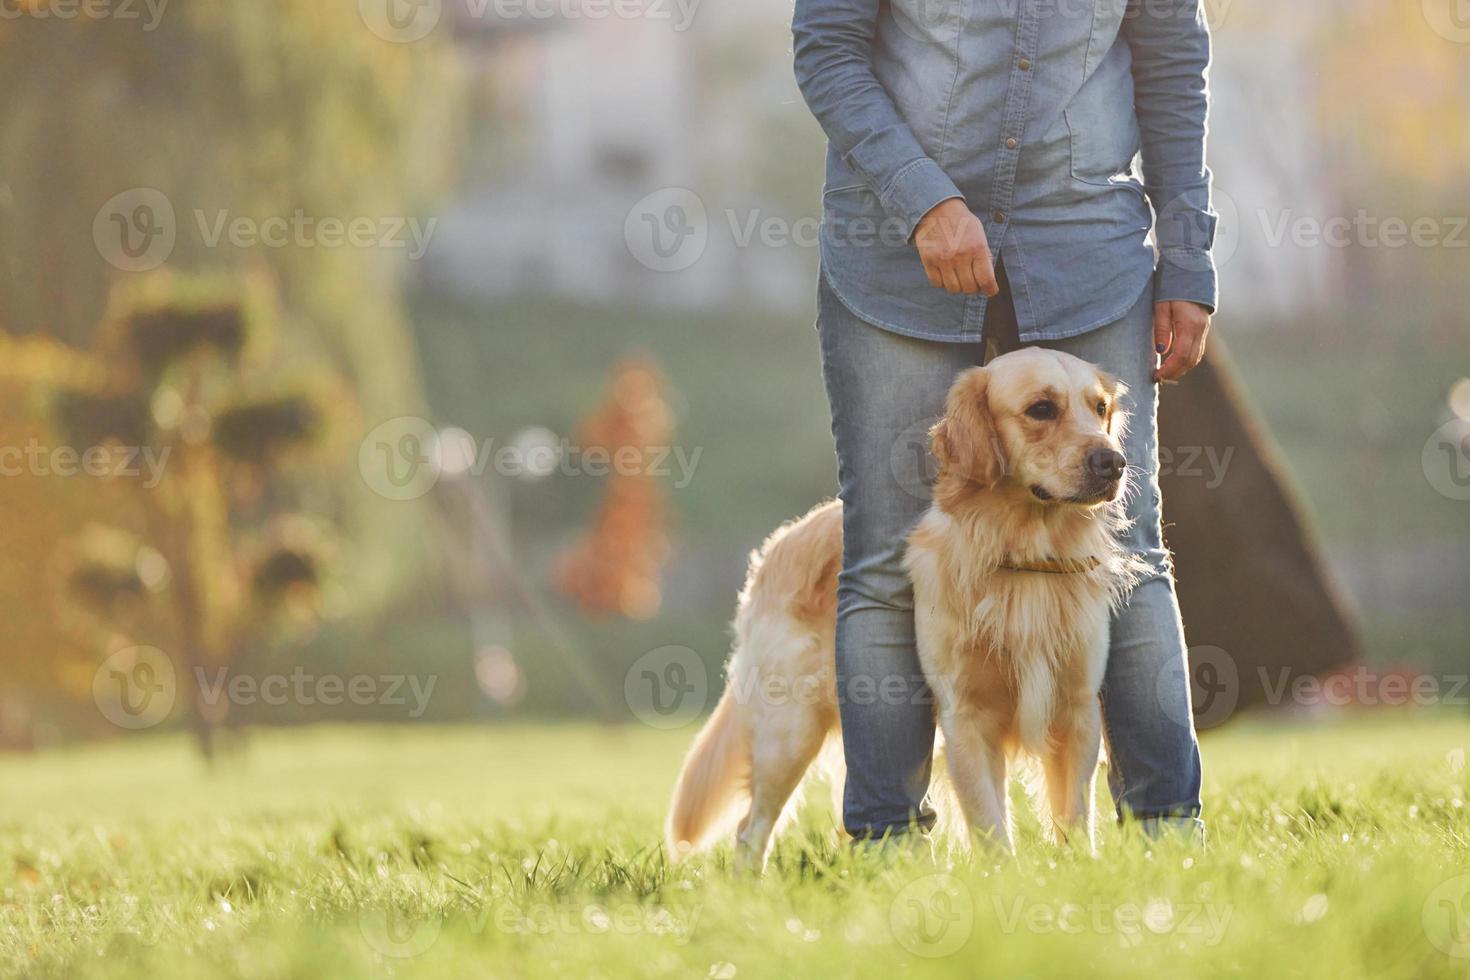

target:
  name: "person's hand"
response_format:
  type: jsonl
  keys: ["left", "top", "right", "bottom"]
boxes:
{"left": 1152, "top": 300, "right": 1211, "bottom": 382}
{"left": 913, "top": 198, "right": 999, "bottom": 296}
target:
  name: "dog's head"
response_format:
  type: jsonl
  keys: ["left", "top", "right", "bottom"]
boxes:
{"left": 930, "top": 348, "right": 1129, "bottom": 511}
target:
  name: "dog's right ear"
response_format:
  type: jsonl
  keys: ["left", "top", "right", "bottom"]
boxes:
{"left": 930, "top": 366, "right": 1004, "bottom": 500}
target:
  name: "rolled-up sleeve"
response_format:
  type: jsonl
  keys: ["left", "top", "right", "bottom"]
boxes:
{"left": 1123, "top": 0, "right": 1219, "bottom": 312}
{"left": 792, "top": 0, "right": 961, "bottom": 239}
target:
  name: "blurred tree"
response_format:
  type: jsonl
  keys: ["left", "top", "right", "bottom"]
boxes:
{"left": 0, "top": 2, "right": 463, "bottom": 622}
{"left": 2, "top": 273, "right": 349, "bottom": 758}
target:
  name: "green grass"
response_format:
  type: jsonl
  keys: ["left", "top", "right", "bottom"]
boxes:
{"left": 5, "top": 717, "right": 1470, "bottom": 978}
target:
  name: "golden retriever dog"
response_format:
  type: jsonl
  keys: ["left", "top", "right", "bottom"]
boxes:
{"left": 666, "top": 348, "right": 1145, "bottom": 869}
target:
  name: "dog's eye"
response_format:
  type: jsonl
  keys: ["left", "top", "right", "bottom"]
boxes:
{"left": 1025, "top": 400, "right": 1058, "bottom": 422}
{"left": 1096, "top": 401, "right": 1107, "bottom": 418}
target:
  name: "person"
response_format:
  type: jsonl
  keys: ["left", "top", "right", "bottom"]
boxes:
{"left": 791, "top": 0, "right": 1215, "bottom": 842}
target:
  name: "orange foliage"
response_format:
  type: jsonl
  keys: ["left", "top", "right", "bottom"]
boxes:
{"left": 552, "top": 357, "right": 673, "bottom": 620}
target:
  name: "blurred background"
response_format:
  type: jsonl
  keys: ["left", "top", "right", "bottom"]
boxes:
{"left": 0, "top": 0, "right": 1465, "bottom": 755}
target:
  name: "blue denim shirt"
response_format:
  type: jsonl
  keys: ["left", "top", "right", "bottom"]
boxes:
{"left": 793, "top": 0, "right": 1218, "bottom": 343}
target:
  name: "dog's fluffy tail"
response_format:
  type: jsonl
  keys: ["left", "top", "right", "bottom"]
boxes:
{"left": 665, "top": 686, "right": 749, "bottom": 860}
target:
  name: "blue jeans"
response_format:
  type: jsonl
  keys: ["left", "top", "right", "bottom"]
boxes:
{"left": 816, "top": 266, "right": 1204, "bottom": 841}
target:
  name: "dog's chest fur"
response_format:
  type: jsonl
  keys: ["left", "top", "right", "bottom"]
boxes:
{"left": 905, "top": 505, "right": 1133, "bottom": 753}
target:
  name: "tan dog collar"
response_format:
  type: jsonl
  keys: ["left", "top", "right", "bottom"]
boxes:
{"left": 996, "top": 555, "right": 1102, "bottom": 574}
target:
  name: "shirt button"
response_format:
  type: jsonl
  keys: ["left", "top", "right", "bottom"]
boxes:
{"left": 1018, "top": 58, "right": 1032, "bottom": 70}
{"left": 1005, "top": 137, "right": 1019, "bottom": 149}
{"left": 992, "top": 211, "right": 1008, "bottom": 224}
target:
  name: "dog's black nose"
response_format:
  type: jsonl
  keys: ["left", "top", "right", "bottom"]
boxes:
{"left": 1086, "top": 448, "right": 1127, "bottom": 480}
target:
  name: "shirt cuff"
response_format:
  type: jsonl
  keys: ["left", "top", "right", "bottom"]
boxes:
{"left": 878, "top": 157, "right": 964, "bottom": 241}
{"left": 1154, "top": 247, "right": 1218, "bottom": 313}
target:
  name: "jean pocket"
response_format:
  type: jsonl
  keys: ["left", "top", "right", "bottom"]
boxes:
{"left": 1066, "top": 106, "right": 1141, "bottom": 186}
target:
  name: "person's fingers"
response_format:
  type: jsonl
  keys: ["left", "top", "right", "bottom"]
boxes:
{"left": 1186, "top": 339, "right": 1207, "bottom": 371}
{"left": 940, "top": 264, "right": 962, "bottom": 294}
{"left": 955, "top": 261, "right": 979, "bottom": 295}
{"left": 972, "top": 254, "right": 999, "bottom": 297}
{"left": 1157, "top": 329, "right": 1199, "bottom": 381}
{"left": 1151, "top": 304, "right": 1175, "bottom": 381}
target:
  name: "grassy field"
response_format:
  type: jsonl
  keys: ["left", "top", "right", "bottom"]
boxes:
{"left": 5, "top": 716, "right": 1470, "bottom": 978}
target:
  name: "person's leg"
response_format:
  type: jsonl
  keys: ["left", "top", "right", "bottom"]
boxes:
{"left": 814, "top": 273, "right": 983, "bottom": 840}
{"left": 1032, "top": 285, "right": 1205, "bottom": 837}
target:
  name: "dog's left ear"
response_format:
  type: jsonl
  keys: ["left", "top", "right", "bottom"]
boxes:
{"left": 1102, "top": 371, "right": 1130, "bottom": 437}
{"left": 930, "top": 366, "right": 1005, "bottom": 503}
